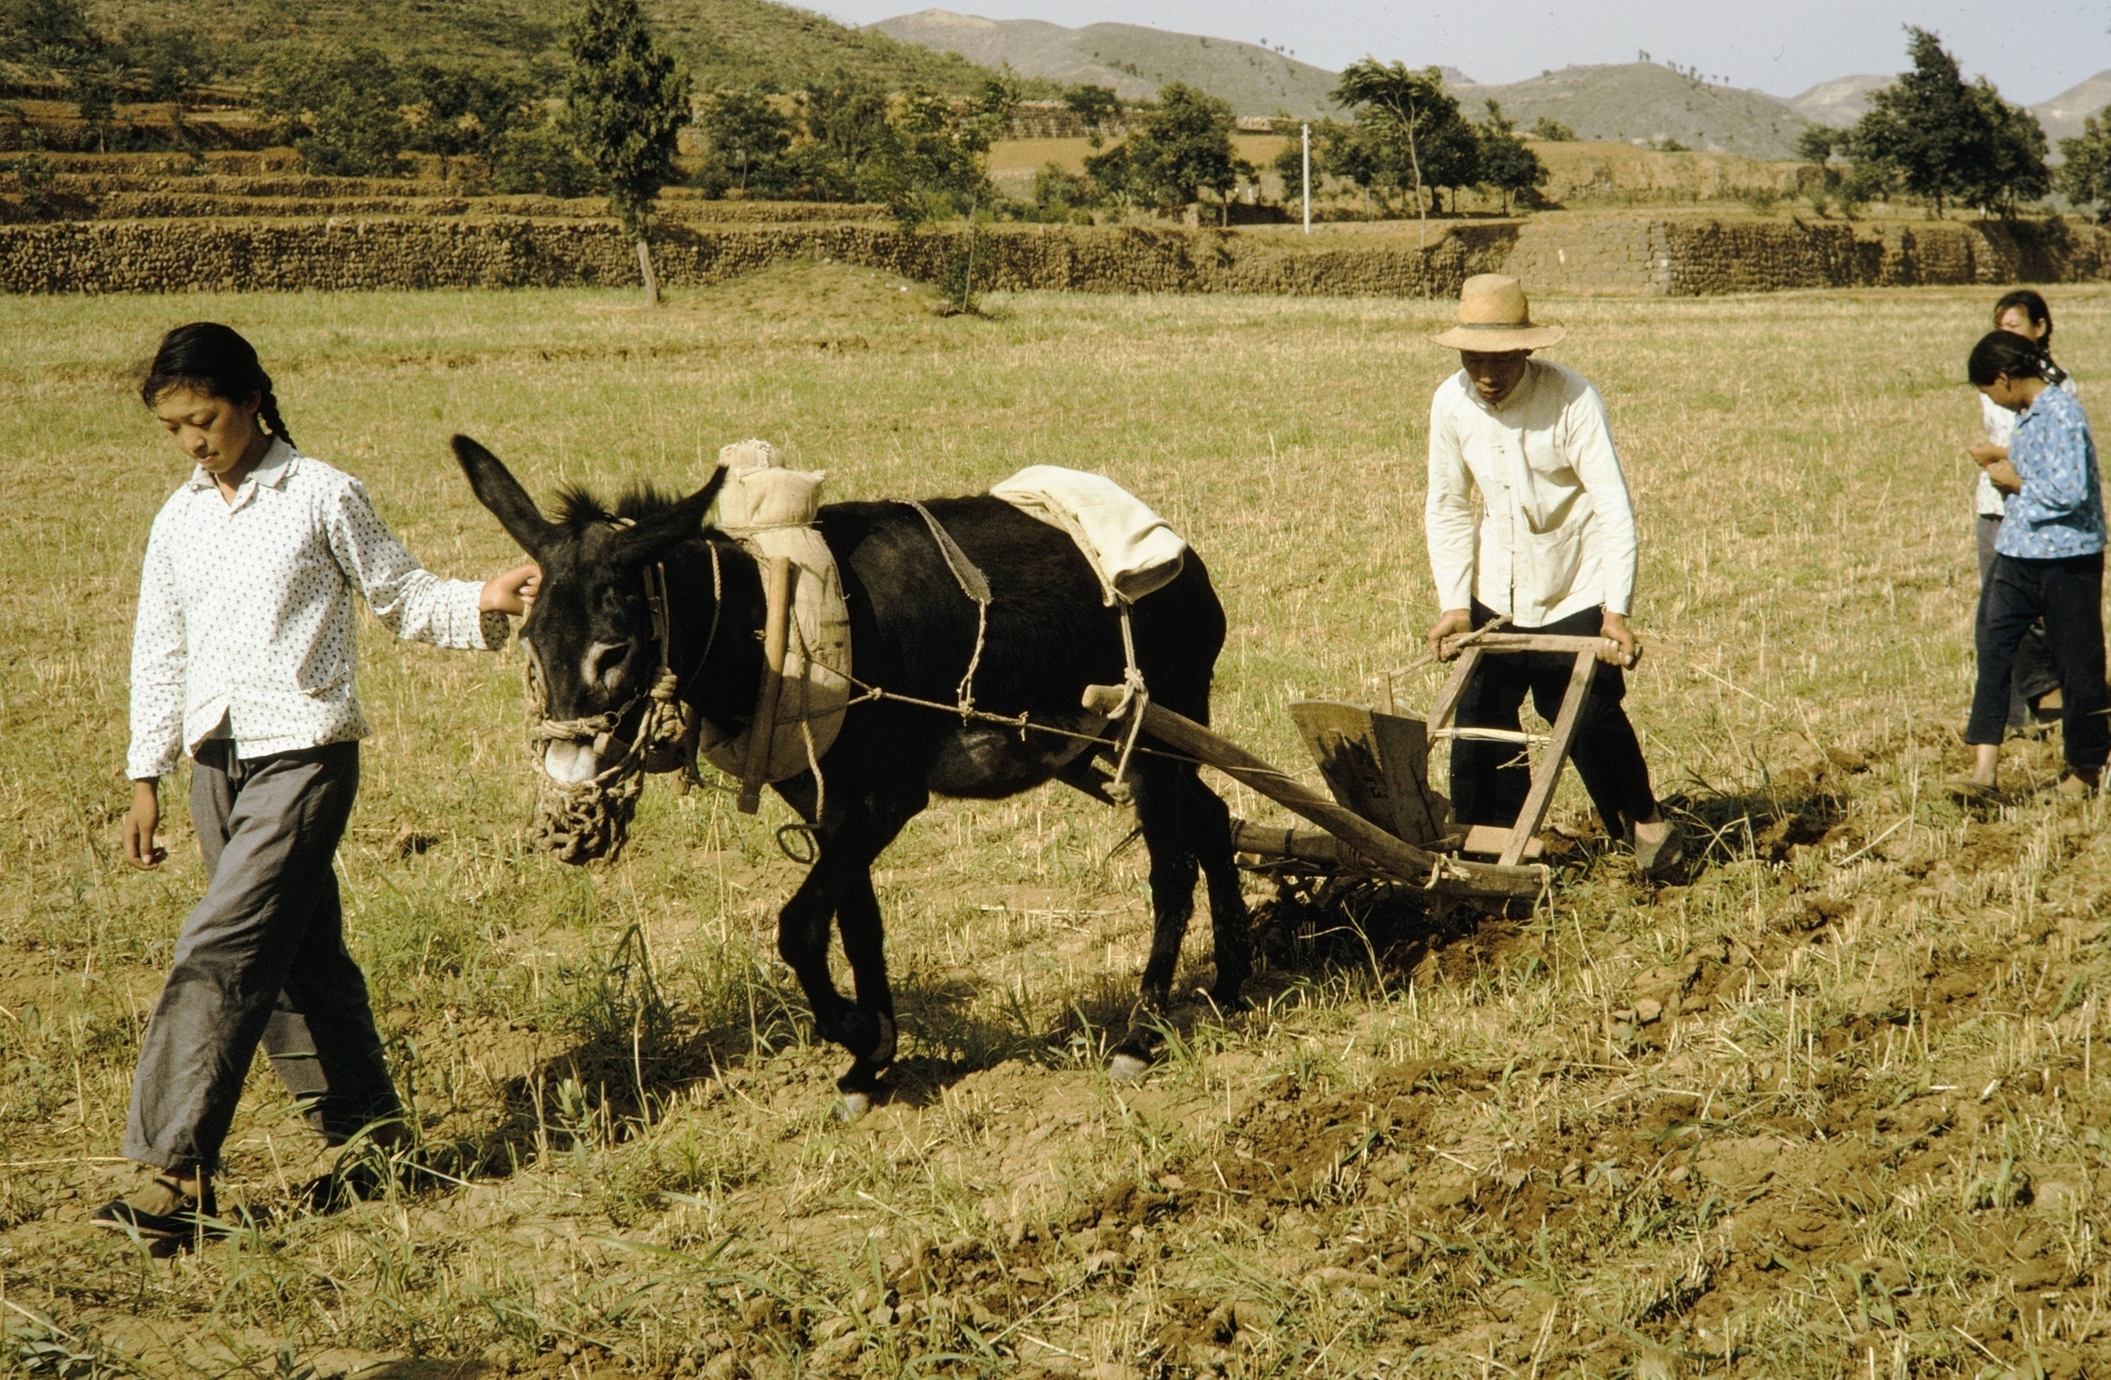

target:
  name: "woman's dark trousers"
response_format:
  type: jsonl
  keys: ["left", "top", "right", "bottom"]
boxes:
{"left": 121, "top": 741, "right": 403, "bottom": 1174}
{"left": 1451, "top": 603, "right": 1660, "bottom": 834}
{"left": 1967, "top": 551, "right": 2110, "bottom": 771}
{"left": 1977, "top": 515, "right": 2061, "bottom": 728}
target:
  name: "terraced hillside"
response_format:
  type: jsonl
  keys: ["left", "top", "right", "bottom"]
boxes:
{"left": 82, "top": 0, "right": 1007, "bottom": 94}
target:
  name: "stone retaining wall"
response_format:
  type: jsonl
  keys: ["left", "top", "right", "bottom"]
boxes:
{"left": 0, "top": 218, "right": 1511, "bottom": 296}
{"left": 5, "top": 187, "right": 893, "bottom": 224}
{"left": 2, "top": 214, "right": 2106, "bottom": 297}
{"left": 1506, "top": 216, "right": 2111, "bottom": 295}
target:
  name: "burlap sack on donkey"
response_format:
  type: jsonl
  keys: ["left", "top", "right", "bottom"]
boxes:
{"left": 700, "top": 440, "right": 853, "bottom": 783}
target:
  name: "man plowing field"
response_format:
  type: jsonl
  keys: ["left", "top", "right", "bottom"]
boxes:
{"left": 1422, "top": 275, "right": 1681, "bottom": 878}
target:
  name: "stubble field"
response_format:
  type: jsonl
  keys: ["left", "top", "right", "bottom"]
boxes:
{"left": 3, "top": 266, "right": 2111, "bottom": 1379}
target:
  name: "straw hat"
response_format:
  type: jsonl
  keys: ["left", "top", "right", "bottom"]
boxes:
{"left": 1428, "top": 274, "right": 1565, "bottom": 351}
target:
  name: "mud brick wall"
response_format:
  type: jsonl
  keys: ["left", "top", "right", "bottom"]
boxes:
{"left": 1504, "top": 216, "right": 2111, "bottom": 296}
{"left": 1, "top": 214, "right": 2105, "bottom": 297}
{"left": 0, "top": 218, "right": 1514, "bottom": 297}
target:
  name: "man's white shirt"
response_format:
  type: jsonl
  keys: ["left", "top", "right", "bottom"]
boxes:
{"left": 1425, "top": 359, "right": 1638, "bottom": 627}
{"left": 127, "top": 439, "right": 506, "bottom": 780}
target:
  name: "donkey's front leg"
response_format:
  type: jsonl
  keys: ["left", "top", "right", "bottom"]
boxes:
{"left": 775, "top": 866, "right": 868, "bottom": 1059}
{"left": 830, "top": 861, "right": 899, "bottom": 1117}
{"left": 773, "top": 786, "right": 917, "bottom": 1119}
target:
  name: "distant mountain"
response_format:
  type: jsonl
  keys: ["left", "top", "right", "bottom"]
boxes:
{"left": 88, "top": 0, "right": 1010, "bottom": 96}
{"left": 869, "top": 9, "right": 1346, "bottom": 116}
{"left": 2034, "top": 71, "right": 2111, "bottom": 143}
{"left": 1788, "top": 76, "right": 1890, "bottom": 129}
{"left": 1453, "top": 63, "right": 1809, "bottom": 160}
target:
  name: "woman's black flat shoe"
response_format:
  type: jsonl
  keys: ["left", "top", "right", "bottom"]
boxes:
{"left": 90, "top": 1176, "right": 217, "bottom": 1256}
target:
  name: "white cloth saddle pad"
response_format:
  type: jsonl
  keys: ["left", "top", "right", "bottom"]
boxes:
{"left": 698, "top": 440, "right": 853, "bottom": 783}
{"left": 989, "top": 465, "right": 1188, "bottom": 605}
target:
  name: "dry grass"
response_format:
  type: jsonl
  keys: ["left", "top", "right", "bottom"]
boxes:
{"left": 3, "top": 262, "right": 2110, "bottom": 1379}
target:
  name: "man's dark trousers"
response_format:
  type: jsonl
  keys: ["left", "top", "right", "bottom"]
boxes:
{"left": 1451, "top": 602, "right": 1660, "bottom": 834}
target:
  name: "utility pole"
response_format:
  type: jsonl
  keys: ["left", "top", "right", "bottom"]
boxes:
{"left": 1301, "top": 122, "right": 1311, "bottom": 234}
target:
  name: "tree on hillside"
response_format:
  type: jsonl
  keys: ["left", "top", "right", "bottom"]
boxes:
{"left": 859, "top": 76, "right": 1016, "bottom": 226}
{"left": 1959, "top": 78, "right": 2048, "bottom": 217}
{"left": 487, "top": 115, "right": 601, "bottom": 197}
{"left": 1850, "top": 27, "right": 1988, "bottom": 217}
{"left": 1527, "top": 117, "right": 1576, "bottom": 143}
{"left": 1475, "top": 100, "right": 1546, "bottom": 215}
{"left": 2056, "top": 110, "right": 2111, "bottom": 222}
{"left": 1332, "top": 60, "right": 1478, "bottom": 234}
{"left": 1289, "top": 115, "right": 1423, "bottom": 219}
{"left": 400, "top": 62, "right": 536, "bottom": 176}
{"left": 1795, "top": 126, "right": 1848, "bottom": 163}
{"left": 1, "top": 0, "right": 122, "bottom": 150}
{"left": 1062, "top": 83, "right": 1122, "bottom": 148}
{"left": 695, "top": 88, "right": 797, "bottom": 196}
{"left": 256, "top": 47, "right": 413, "bottom": 177}
{"left": 1091, "top": 83, "right": 1240, "bottom": 220}
{"left": 112, "top": 22, "right": 216, "bottom": 108}
{"left": 564, "top": 0, "right": 690, "bottom": 306}
{"left": 0, "top": 0, "right": 100, "bottom": 69}
{"left": 794, "top": 76, "right": 893, "bottom": 200}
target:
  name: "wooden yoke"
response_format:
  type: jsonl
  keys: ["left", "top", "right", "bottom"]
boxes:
{"left": 737, "top": 556, "right": 796, "bottom": 814}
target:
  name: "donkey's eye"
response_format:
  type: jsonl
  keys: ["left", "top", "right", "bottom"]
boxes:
{"left": 584, "top": 641, "right": 629, "bottom": 689}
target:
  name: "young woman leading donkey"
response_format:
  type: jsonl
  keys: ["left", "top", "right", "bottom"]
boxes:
{"left": 451, "top": 436, "right": 1252, "bottom": 1113}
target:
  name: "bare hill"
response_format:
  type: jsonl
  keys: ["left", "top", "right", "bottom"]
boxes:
{"left": 1455, "top": 62, "right": 1808, "bottom": 160}
{"left": 1788, "top": 75, "right": 1890, "bottom": 129}
{"left": 869, "top": 8, "right": 1344, "bottom": 116}
{"left": 2035, "top": 70, "right": 2111, "bottom": 143}
{"left": 82, "top": 0, "right": 1008, "bottom": 95}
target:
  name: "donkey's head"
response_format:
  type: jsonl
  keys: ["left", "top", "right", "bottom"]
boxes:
{"left": 453, "top": 435, "right": 724, "bottom": 789}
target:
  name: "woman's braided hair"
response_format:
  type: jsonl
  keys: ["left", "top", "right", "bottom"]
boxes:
{"left": 1969, "top": 330, "right": 2061, "bottom": 389}
{"left": 140, "top": 322, "right": 296, "bottom": 451}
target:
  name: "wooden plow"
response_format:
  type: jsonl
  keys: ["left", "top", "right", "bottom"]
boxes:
{"left": 1085, "top": 632, "right": 1612, "bottom": 903}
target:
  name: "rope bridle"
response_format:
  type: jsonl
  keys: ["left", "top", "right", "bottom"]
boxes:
{"left": 525, "top": 538, "right": 723, "bottom": 864}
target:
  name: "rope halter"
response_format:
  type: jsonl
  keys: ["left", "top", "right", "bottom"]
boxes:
{"left": 524, "top": 544, "right": 719, "bottom": 865}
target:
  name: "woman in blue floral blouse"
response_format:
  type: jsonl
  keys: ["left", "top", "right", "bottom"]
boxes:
{"left": 1957, "top": 331, "right": 2106, "bottom": 799}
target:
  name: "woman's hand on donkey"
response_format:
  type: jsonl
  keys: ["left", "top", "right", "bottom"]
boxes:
{"left": 479, "top": 562, "right": 541, "bottom": 616}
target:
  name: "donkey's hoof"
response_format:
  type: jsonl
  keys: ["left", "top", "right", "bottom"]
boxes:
{"left": 840, "top": 1009, "right": 898, "bottom": 1068}
{"left": 837, "top": 1090, "right": 873, "bottom": 1122}
{"left": 1106, "top": 1052, "right": 1152, "bottom": 1084}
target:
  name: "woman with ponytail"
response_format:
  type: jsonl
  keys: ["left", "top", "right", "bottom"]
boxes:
{"left": 1967, "top": 290, "right": 2078, "bottom": 732}
{"left": 1954, "top": 328, "right": 2106, "bottom": 801}
{"left": 99, "top": 323, "right": 539, "bottom": 1251}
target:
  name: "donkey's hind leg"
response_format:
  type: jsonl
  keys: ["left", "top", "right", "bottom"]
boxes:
{"left": 1182, "top": 768, "right": 1253, "bottom": 1008}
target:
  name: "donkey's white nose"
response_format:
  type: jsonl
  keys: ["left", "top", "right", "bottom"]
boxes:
{"left": 544, "top": 740, "right": 598, "bottom": 785}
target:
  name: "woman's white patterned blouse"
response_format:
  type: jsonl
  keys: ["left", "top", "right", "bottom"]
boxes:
{"left": 127, "top": 439, "right": 509, "bottom": 780}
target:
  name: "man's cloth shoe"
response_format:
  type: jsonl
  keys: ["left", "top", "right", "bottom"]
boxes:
{"left": 90, "top": 1175, "right": 217, "bottom": 1255}
{"left": 1632, "top": 822, "right": 1684, "bottom": 879}
{"left": 2055, "top": 772, "right": 2099, "bottom": 799}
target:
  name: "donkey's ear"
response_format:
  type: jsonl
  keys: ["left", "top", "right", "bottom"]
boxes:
{"left": 610, "top": 467, "right": 728, "bottom": 565}
{"left": 453, "top": 434, "right": 559, "bottom": 556}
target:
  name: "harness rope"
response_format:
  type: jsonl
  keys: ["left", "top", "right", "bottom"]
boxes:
{"left": 522, "top": 508, "right": 1183, "bottom": 865}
